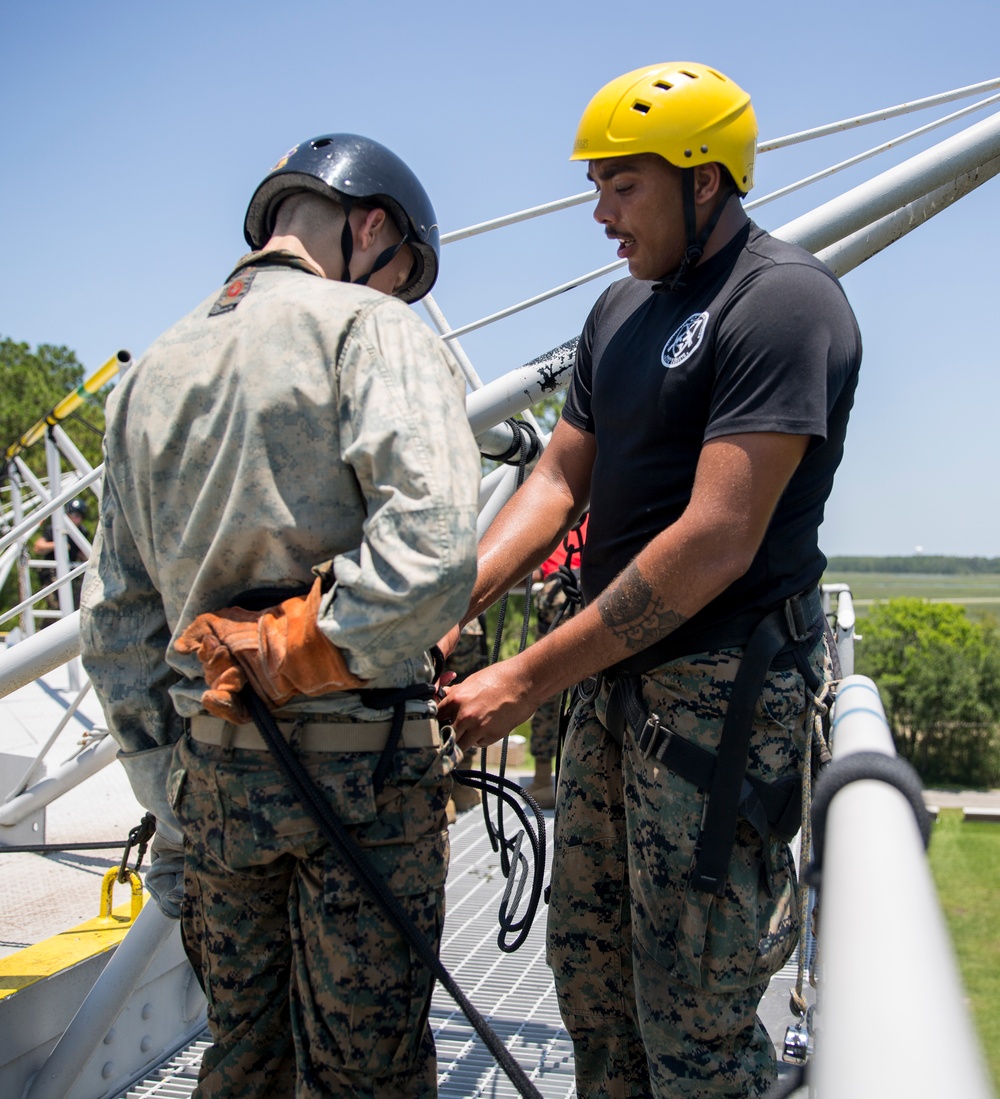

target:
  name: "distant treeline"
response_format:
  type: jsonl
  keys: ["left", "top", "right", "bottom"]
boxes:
{"left": 826, "top": 556, "right": 1000, "bottom": 575}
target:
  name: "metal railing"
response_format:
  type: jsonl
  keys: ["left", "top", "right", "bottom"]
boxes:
{"left": 1, "top": 351, "right": 131, "bottom": 648}
{"left": 813, "top": 676, "right": 994, "bottom": 1097}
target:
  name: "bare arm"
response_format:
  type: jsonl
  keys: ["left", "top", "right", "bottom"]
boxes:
{"left": 439, "top": 430, "right": 809, "bottom": 747}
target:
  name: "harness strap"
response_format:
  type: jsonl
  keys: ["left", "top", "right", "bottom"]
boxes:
{"left": 693, "top": 606, "right": 791, "bottom": 895}
{"left": 605, "top": 587, "right": 823, "bottom": 897}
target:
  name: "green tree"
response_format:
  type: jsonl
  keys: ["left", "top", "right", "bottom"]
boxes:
{"left": 856, "top": 598, "right": 1000, "bottom": 787}
{"left": 0, "top": 337, "right": 107, "bottom": 476}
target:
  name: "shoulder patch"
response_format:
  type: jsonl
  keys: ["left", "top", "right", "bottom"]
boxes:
{"left": 661, "top": 311, "right": 709, "bottom": 369}
{"left": 208, "top": 269, "right": 258, "bottom": 316}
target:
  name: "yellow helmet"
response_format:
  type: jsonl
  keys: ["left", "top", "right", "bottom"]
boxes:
{"left": 570, "top": 62, "right": 758, "bottom": 194}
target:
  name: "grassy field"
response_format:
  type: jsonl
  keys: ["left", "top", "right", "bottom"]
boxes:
{"left": 822, "top": 571, "right": 1000, "bottom": 622}
{"left": 928, "top": 810, "right": 1000, "bottom": 1089}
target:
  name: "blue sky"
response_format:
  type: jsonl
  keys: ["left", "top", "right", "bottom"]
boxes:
{"left": 2, "top": 1, "right": 998, "bottom": 557}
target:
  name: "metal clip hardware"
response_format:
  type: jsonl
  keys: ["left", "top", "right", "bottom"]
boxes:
{"left": 782, "top": 1019, "right": 812, "bottom": 1064}
{"left": 117, "top": 812, "right": 157, "bottom": 884}
{"left": 784, "top": 593, "right": 809, "bottom": 642}
{"left": 637, "top": 714, "right": 659, "bottom": 757}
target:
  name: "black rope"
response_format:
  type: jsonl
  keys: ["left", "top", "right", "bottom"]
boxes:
{"left": 242, "top": 687, "right": 543, "bottom": 1099}
{"left": 540, "top": 514, "right": 586, "bottom": 811}
{"left": 452, "top": 768, "right": 547, "bottom": 952}
{"left": 357, "top": 684, "right": 438, "bottom": 797}
{"left": 764, "top": 1065, "right": 808, "bottom": 1099}
{"left": 0, "top": 840, "right": 130, "bottom": 854}
{"left": 474, "top": 414, "right": 550, "bottom": 946}
{"left": 0, "top": 811, "right": 157, "bottom": 867}
{"left": 65, "top": 409, "right": 105, "bottom": 438}
{"left": 480, "top": 419, "right": 540, "bottom": 465}
{"left": 804, "top": 750, "right": 932, "bottom": 888}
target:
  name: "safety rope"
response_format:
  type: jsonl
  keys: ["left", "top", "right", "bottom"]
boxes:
{"left": 790, "top": 680, "right": 834, "bottom": 1018}
{"left": 479, "top": 419, "right": 540, "bottom": 466}
{"left": 459, "top": 416, "right": 550, "bottom": 955}
{"left": 0, "top": 811, "right": 156, "bottom": 863}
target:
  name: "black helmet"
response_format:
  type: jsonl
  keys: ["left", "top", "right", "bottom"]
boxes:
{"left": 243, "top": 134, "right": 440, "bottom": 303}
{"left": 67, "top": 498, "right": 86, "bottom": 517}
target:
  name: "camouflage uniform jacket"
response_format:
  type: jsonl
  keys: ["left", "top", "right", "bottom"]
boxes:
{"left": 81, "top": 252, "right": 480, "bottom": 776}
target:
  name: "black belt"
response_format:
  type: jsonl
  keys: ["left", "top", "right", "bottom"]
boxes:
{"left": 603, "top": 587, "right": 823, "bottom": 897}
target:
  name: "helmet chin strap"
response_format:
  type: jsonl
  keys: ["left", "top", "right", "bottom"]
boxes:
{"left": 656, "top": 169, "right": 733, "bottom": 293}
{"left": 339, "top": 195, "right": 411, "bottom": 291}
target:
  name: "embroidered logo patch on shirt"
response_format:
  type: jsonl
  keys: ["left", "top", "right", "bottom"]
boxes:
{"left": 208, "top": 269, "right": 258, "bottom": 316}
{"left": 661, "top": 311, "right": 709, "bottom": 369}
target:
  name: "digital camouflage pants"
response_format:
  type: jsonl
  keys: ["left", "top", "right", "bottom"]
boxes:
{"left": 546, "top": 633, "right": 828, "bottom": 1099}
{"left": 169, "top": 728, "right": 459, "bottom": 1099}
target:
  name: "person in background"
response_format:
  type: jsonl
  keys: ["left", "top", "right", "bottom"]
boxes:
{"left": 33, "top": 497, "right": 90, "bottom": 609}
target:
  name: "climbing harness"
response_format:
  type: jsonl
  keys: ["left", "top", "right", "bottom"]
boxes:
{"left": 600, "top": 587, "right": 825, "bottom": 896}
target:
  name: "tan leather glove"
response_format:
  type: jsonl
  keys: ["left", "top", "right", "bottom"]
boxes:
{"left": 176, "top": 578, "right": 365, "bottom": 723}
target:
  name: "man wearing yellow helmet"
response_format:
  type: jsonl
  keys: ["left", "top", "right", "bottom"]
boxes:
{"left": 441, "top": 63, "right": 861, "bottom": 1096}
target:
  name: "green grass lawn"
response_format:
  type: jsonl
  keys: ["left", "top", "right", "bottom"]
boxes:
{"left": 928, "top": 810, "right": 1000, "bottom": 1089}
{"left": 823, "top": 571, "right": 1000, "bottom": 622}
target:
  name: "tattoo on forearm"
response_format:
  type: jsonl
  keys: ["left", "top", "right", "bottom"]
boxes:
{"left": 598, "top": 562, "right": 688, "bottom": 652}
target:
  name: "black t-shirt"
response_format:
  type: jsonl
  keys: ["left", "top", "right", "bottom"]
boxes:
{"left": 562, "top": 221, "right": 862, "bottom": 657}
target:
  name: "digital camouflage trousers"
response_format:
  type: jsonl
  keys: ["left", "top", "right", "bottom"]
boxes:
{"left": 546, "top": 632, "right": 829, "bottom": 1099}
{"left": 169, "top": 728, "right": 459, "bottom": 1099}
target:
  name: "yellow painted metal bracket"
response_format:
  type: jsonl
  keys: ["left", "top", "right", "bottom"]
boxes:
{"left": 0, "top": 866, "right": 148, "bottom": 1000}
{"left": 4, "top": 349, "right": 129, "bottom": 461}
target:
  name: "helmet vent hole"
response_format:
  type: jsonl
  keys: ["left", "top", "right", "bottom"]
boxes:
{"left": 654, "top": 81, "right": 673, "bottom": 92}
{"left": 631, "top": 100, "right": 651, "bottom": 114}
{"left": 679, "top": 69, "right": 698, "bottom": 80}
{"left": 312, "top": 138, "right": 333, "bottom": 149}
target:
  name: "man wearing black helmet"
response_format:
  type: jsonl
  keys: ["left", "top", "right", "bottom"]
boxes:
{"left": 441, "top": 64, "right": 861, "bottom": 1097}
{"left": 82, "top": 135, "right": 480, "bottom": 1098}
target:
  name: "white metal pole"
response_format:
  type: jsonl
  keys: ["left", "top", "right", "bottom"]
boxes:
{"left": 0, "top": 733, "right": 115, "bottom": 828}
{"left": 774, "top": 109, "right": 1000, "bottom": 255}
{"left": 816, "top": 153, "right": 1000, "bottom": 277}
{"left": 811, "top": 677, "right": 993, "bottom": 1098}
{"left": 0, "top": 610, "right": 81, "bottom": 699}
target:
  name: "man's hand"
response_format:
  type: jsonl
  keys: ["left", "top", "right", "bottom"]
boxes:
{"left": 437, "top": 660, "right": 539, "bottom": 754}
{"left": 176, "top": 578, "right": 366, "bottom": 721}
